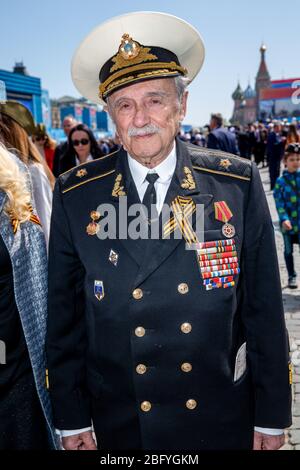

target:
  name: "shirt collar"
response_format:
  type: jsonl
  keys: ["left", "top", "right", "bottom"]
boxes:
{"left": 127, "top": 143, "right": 176, "bottom": 189}
{"left": 75, "top": 154, "right": 93, "bottom": 166}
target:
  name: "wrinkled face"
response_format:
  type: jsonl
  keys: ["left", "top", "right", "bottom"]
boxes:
{"left": 107, "top": 78, "right": 187, "bottom": 165}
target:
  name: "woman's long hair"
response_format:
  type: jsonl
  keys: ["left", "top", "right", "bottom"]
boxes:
{"left": 0, "top": 143, "right": 32, "bottom": 223}
{"left": 286, "top": 124, "right": 300, "bottom": 145}
{"left": 65, "top": 123, "right": 103, "bottom": 161}
{"left": 32, "top": 125, "right": 56, "bottom": 150}
{"left": 0, "top": 114, "right": 55, "bottom": 189}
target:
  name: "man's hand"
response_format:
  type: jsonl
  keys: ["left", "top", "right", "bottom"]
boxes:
{"left": 62, "top": 431, "right": 97, "bottom": 450}
{"left": 253, "top": 431, "right": 285, "bottom": 450}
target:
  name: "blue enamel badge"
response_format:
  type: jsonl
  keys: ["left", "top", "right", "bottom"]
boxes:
{"left": 94, "top": 280, "right": 105, "bottom": 301}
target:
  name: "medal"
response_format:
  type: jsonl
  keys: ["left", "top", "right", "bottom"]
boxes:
{"left": 86, "top": 209, "right": 101, "bottom": 235}
{"left": 109, "top": 249, "right": 119, "bottom": 266}
{"left": 222, "top": 222, "right": 236, "bottom": 238}
{"left": 86, "top": 222, "right": 100, "bottom": 236}
{"left": 214, "top": 201, "right": 235, "bottom": 239}
{"left": 94, "top": 280, "right": 105, "bottom": 301}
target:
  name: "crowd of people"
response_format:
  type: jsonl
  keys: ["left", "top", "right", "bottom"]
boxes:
{"left": 179, "top": 114, "right": 300, "bottom": 289}
{"left": 179, "top": 113, "right": 300, "bottom": 187}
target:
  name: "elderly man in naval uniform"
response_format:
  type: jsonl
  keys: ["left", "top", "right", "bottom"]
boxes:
{"left": 46, "top": 11, "right": 292, "bottom": 451}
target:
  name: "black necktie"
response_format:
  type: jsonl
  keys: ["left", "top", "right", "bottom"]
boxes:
{"left": 142, "top": 172, "right": 159, "bottom": 222}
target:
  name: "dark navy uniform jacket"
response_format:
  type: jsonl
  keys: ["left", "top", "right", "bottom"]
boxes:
{"left": 46, "top": 138, "right": 291, "bottom": 450}
{"left": 207, "top": 126, "right": 239, "bottom": 155}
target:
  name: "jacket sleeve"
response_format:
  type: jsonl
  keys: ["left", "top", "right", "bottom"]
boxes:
{"left": 241, "top": 163, "right": 292, "bottom": 428}
{"left": 207, "top": 132, "right": 219, "bottom": 150}
{"left": 273, "top": 179, "right": 290, "bottom": 224}
{"left": 46, "top": 179, "right": 91, "bottom": 430}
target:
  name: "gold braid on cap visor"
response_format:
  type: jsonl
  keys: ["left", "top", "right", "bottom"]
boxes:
{"left": 99, "top": 61, "right": 187, "bottom": 99}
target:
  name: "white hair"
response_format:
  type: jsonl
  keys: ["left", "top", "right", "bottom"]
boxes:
{"left": 174, "top": 75, "right": 190, "bottom": 101}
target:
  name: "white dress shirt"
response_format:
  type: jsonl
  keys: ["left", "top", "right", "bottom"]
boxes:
{"left": 127, "top": 144, "right": 177, "bottom": 213}
{"left": 75, "top": 154, "right": 93, "bottom": 166}
{"left": 58, "top": 144, "right": 283, "bottom": 439}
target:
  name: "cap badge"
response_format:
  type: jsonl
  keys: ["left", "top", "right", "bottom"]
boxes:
{"left": 110, "top": 34, "right": 157, "bottom": 72}
{"left": 120, "top": 34, "right": 140, "bottom": 60}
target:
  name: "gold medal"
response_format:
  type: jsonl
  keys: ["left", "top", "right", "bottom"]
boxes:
{"left": 90, "top": 210, "right": 100, "bottom": 221}
{"left": 86, "top": 222, "right": 100, "bottom": 236}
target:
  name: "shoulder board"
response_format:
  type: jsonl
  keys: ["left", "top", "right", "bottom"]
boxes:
{"left": 187, "top": 143, "right": 252, "bottom": 181}
{"left": 59, "top": 150, "right": 119, "bottom": 194}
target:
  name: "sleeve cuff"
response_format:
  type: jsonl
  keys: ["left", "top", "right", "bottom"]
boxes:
{"left": 57, "top": 426, "right": 93, "bottom": 437}
{"left": 254, "top": 427, "right": 284, "bottom": 436}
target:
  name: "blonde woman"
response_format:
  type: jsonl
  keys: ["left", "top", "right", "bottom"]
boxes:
{"left": 0, "top": 101, "right": 54, "bottom": 246}
{"left": 0, "top": 144, "right": 57, "bottom": 449}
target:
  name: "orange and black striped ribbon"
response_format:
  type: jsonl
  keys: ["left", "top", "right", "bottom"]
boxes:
{"left": 163, "top": 196, "right": 198, "bottom": 245}
{"left": 10, "top": 204, "right": 42, "bottom": 234}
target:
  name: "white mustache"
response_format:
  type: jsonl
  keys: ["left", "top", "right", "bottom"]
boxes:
{"left": 128, "top": 125, "right": 161, "bottom": 137}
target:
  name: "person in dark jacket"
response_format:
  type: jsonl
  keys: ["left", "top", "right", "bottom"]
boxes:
{"left": 267, "top": 122, "right": 286, "bottom": 190}
{"left": 207, "top": 113, "right": 238, "bottom": 155}
{"left": 46, "top": 11, "right": 291, "bottom": 452}
{"left": 58, "top": 123, "right": 104, "bottom": 175}
{"left": 52, "top": 116, "right": 77, "bottom": 177}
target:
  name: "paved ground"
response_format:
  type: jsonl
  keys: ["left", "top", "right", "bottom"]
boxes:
{"left": 260, "top": 166, "right": 300, "bottom": 450}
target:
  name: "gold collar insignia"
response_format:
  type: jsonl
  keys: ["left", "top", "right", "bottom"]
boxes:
{"left": 181, "top": 166, "right": 196, "bottom": 190}
{"left": 112, "top": 173, "right": 126, "bottom": 197}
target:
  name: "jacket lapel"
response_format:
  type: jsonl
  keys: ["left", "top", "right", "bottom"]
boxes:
{"left": 109, "top": 148, "right": 146, "bottom": 266}
{"left": 133, "top": 139, "right": 213, "bottom": 287}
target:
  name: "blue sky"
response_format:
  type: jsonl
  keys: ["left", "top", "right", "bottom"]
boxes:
{"left": 1, "top": 0, "right": 299, "bottom": 126}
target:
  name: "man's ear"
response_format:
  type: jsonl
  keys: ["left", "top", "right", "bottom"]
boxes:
{"left": 179, "top": 91, "right": 188, "bottom": 122}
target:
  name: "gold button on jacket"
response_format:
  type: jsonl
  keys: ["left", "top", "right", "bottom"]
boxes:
{"left": 181, "top": 322, "right": 192, "bottom": 334}
{"left": 132, "top": 288, "right": 143, "bottom": 300}
{"left": 178, "top": 283, "right": 189, "bottom": 294}
{"left": 135, "top": 326, "right": 146, "bottom": 337}
{"left": 186, "top": 399, "right": 197, "bottom": 410}
{"left": 181, "top": 362, "right": 193, "bottom": 373}
{"left": 141, "top": 401, "right": 152, "bottom": 412}
{"left": 136, "top": 364, "right": 147, "bottom": 374}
